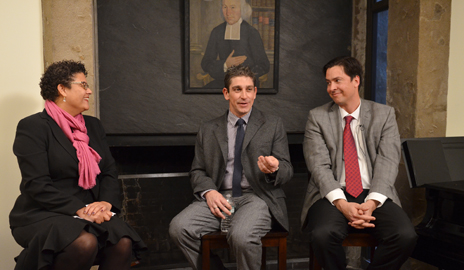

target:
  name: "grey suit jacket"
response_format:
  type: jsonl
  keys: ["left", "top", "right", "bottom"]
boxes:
{"left": 190, "top": 108, "right": 293, "bottom": 231}
{"left": 300, "top": 99, "right": 401, "bottom": 229}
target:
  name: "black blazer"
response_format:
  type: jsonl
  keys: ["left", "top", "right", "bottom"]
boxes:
{"left": 9, "top": 110, "right": 120, "bottom": 228}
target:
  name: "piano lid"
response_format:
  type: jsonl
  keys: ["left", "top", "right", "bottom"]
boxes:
{"left": 402, "top": 136, "right": 464, "bottom": 188}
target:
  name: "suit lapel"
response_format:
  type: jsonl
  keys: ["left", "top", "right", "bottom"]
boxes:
{"left": 359, "top": 100, "right": 373, "bottom": 177}
{"left": 41, "top": 110, "right": 79, "bottom": 162}
{"left": 359, "top": 99, "right": 371, "bottom": 127}
{"left": 212, "top": 109, "right": 264, "bottom": 165}
{"left": 213, "top": 111, "right": 229, "bottom": 164}
{"left": 328, "top": 103, "right": 342, "bottom": 144}
{"left": 242, "top": 108, "right": 264, "bottom": 152}
{"left": 328, "top": 103, "right": 344, "bottom": 180}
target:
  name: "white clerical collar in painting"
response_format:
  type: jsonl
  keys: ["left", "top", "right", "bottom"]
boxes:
{"left": 224, "top": 18, "right": 243, "bottom": 40}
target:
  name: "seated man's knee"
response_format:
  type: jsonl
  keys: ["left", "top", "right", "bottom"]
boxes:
{"left": 310, "top": 225, "right": 344, "bottom": 248}
{"left": 229, "top": 234, "right": 251, "bottom": 251}
{"left": 228, "top": 228, "right": 258, "bottom": 251}
{"left": 253, "top": 198, "right": 269, "bottom": 211}
{"left": 169, "top": 214, "right": 195, "bottom": 244}
{"left": 169, "top": 215, "right": 182, "bottom": 240}
{"left": 395, "top": 225, "right": 418, "bottom": 250}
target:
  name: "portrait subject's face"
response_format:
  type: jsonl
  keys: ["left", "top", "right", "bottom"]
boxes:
{"left": 222, "top": 0, "right": 241, "bottom": 25}
{"left": 223, "top": 76, "right": 257, "bottom": 118}
{"left": 325, "top": 65, "right": 360, "bottom": 112}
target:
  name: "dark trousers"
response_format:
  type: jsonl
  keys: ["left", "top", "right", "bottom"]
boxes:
{"left": 306, "top": 190, "right": 417, "bottom": 270}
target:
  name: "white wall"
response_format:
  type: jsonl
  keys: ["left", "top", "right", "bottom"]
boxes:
{"left": 447, "top": 0, "right": 464, "bottom": 136}
{"left": 0, "top": 1, "right": 44, "bottom": 269}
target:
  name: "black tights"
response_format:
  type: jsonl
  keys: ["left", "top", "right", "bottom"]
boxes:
{"left": 98, "top": 236, "right": 132, "bottom": 270}
{"left": 50, "top": 231, "right": 132, "bottom": 270}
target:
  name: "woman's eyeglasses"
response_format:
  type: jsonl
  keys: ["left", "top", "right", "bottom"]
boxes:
{"left": 70, "top": 81, "right": 90, "bottom": 90}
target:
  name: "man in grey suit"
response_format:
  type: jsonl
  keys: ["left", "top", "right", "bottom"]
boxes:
{"left": 170, "top": 65, "right": 293, "bottom": 270}
{"left": 301, "top": 56, "right": 417, "bottom": 269}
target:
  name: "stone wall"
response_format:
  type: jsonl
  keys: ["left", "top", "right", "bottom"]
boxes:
{"left": 352, "top": 0, "right": 367, "bottom": 97}
{"left": 42, "top": 0, "right": 97, "bottom": 116}
{"left": 388, "top": 1, "right": 451, "bottom": 269}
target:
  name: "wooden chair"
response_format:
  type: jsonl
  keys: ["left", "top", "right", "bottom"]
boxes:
{"left": 309, "top": 233, "right": 378, "bottom": 270}
{"left": 201, "top": 230, "right": 288, "bottom": 270}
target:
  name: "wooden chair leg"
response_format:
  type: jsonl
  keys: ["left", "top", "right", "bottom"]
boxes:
{"left": 309, "top": 244, "right": 322, "bottom": 270}
{"left": 370, "top": 246, "right": 375, "bottom": 262}
{"left": 313, "top": 258, "right": 322, "bottom": 270}
{"left": 278, "top": 236, "right": 287, "bottom": 270}
{"left": 261, "top": 247, "right": 266, "bottom": 270}
{"left": 202, "top": 239, "right": 211, "bottom": 270}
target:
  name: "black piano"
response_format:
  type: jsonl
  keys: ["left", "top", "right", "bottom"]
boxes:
{"left": 402, "top": 136, "right": 464, "bottom": 269}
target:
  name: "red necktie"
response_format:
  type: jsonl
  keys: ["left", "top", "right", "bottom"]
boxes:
{"left": 343, "top": 116, "right": 363, "bottom": 198}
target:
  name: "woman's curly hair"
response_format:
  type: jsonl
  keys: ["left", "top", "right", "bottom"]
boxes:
{"left": 39, "top": 60, "right": 88, "bottom": 101}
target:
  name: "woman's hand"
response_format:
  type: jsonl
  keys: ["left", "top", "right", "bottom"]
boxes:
{"left": 84, "top": 201, "right": 112, "bottom": 217}
{"left": 76, "top": 201, "right": 113, "bottom": 224}
{"left": 92, "top": 209, "right": 113, "bottom": 224}
{"left": 76, "top": 207, "right": 95, "bottom": 222}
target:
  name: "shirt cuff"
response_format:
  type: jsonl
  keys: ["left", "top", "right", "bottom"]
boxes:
{"left": 200, "top": 189, "right": 214, "bottom": 200}
{"left": 223, "top": 62, "right": 228, "bottom": 72}
{"left": 326, "top": 188, "right": 347, "bottom": 205}
{"left": 365, "top": 192, "right": 387, "bottom": 207}
{"left": 265, "top": 169, "right": 278, "bottom": 183}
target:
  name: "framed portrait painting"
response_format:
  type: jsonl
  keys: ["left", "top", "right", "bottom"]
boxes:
{"left": 183, "top": 0, "right": 279, "bottom": 94}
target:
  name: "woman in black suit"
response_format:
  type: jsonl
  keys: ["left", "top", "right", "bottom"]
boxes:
{"left": 9, "top": 60, "right": 145, "bottom": 270}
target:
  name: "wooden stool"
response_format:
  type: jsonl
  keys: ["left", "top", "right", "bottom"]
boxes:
{"left": 309, "top": 233, "right": 378, "bottom": 270}
{"left": 201, "top": 230, "right": 288, "bottom": 270}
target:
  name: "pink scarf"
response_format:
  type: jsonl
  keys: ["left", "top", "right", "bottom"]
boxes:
{"left": 45, "top": 100, "right": 102, "bottom": 189}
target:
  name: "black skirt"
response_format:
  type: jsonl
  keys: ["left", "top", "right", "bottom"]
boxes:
{"left": 12, "top": 215, "right": 146, "bottom": 270}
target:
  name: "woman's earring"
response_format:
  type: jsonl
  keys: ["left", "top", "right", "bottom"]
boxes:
{"left": 63, "top": 97, "right": 66, "bottom": 102}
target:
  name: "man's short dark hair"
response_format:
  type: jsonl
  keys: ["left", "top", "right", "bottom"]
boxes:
{"left": 224, "top": 65, "right": 256, "bottom": 91}
{"left": 323, "top": 56, "right": 363, "bottom": 89}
